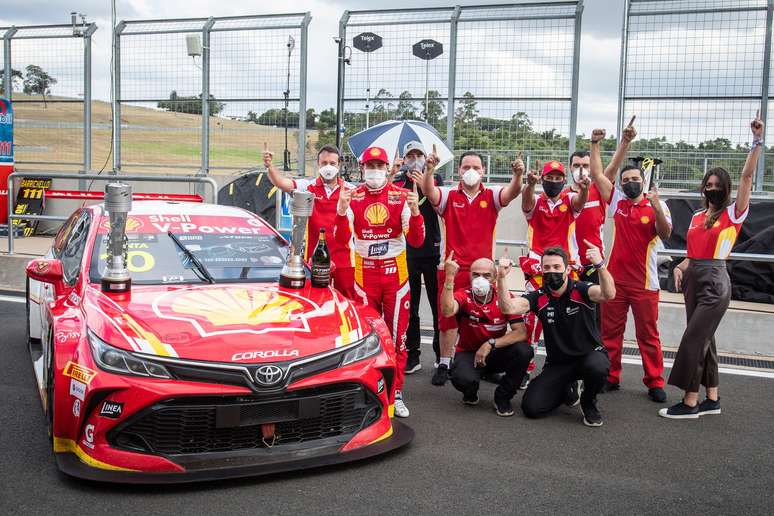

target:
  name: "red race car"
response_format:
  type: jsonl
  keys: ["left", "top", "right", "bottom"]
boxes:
{"left": 25, "top": 197, "right": 412, "bottom": 483}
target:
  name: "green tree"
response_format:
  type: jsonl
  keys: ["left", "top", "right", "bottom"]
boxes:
{"left": 0, "top": 68, "right": 23, "bottom": 94}
{"left": 23, "top": 65, "right": 57, "bottom": 107}
{"left": 396, "top": 91, "right": 418, "bottom": 120}
{"left": 455, "top": 91, "right": 478, "bottom": 125}
{"left": 318, "top": 108, "right": 336, "bottom": 129}
{"left": 306, "top": 108, "right": 317, "bottom": 128}
{"left": 421, "top": 90, "right": 444, "bottom": 126}
{"left": 157, "top": 90, "right": 224, "bottom": 116}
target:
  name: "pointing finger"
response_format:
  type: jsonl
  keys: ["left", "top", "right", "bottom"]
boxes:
{"left": 756, "top": 109, "right": 760, "bottom": 120}
{"left": 448, "top": 250, "right": 454, "bottom": 261}
{"left": 583, "top": 239, "right": 593, "bottom": 247}
{"left": 413, "top": 179, "right": 418, "bottom": 193}
{"left": 628, "top": 115, "right": 636, "bottom": 127}
{"left": 432, "top": 143, "right": 437, "bottom": 155}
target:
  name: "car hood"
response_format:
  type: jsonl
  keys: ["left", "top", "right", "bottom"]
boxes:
{"left": 84, "top": 282, "right": 371, "bottom": 363}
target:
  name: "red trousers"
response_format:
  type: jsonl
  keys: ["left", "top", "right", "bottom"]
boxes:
{"left": 353, "top": 256, "right": 410, "bottom": 393}
{"left": 601, "top": 284, "right": 664, "bottom": 388}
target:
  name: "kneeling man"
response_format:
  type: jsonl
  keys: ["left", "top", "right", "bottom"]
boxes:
{"left": 441, "top": 254, "right": 533, "bottom": 417}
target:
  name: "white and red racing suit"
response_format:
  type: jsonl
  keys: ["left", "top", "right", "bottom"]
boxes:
{"left": 334, "top": 183, "right": 425, "bottom": 396}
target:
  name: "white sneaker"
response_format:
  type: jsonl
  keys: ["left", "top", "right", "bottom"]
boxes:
{"left": 394, "top": 396, "right": 410, "bottom": 418}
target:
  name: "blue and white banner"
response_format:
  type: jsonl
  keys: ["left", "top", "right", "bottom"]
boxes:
{"left": 0, "top": 97, "right": 12, "bottom": 165}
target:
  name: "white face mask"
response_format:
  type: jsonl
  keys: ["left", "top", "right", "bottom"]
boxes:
{"left": 571, "top": 165, "right": 588, "bottom": 184}
{"left": 319, "top": 164, "right": 339, "bottom": 181}
{"left": 364, "top": 168, "right": 387, "bottom": 189}
{"left": 471, "top": 276, "right": 491, "bottom": 298}
{"left": 405, "top": 157, "right": 426, "bottom": 171}
{"left": 462, "top": 169, "right": 481, "bottom": 187}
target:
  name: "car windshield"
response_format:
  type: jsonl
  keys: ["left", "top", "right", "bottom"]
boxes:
{"left": 88, "top": 213, "right": 289, "bottom": 285}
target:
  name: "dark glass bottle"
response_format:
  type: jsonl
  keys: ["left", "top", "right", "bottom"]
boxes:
{"left": 310, "top": 229, "right": 331, "bottom": 288}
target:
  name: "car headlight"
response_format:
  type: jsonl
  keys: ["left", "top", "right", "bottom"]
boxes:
{"left": 88, "top": 330, "right": 172, "bottom": 379}
{"left": 340, "top": 331, "right": 382, "bottom": 366}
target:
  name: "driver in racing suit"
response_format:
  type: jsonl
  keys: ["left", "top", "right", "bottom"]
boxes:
{"left": 334, "top": 146, "right": 425, "bottom": 419}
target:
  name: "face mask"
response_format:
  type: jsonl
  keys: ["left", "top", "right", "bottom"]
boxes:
{"left": 462, "top": 169, "right": 481, "bottom": 187}
{"left": 405, "top": 157, "right": 425, "bottom": 171}
{"left": 622, "top": 181, "right": 643, "bottom": 199}
{"left": 543, "top": 272, "right": 565, "bottom": 291}
{"left": 364, "top": 168, "right": 387, "bottom": 189}
{"left": 471, "top": 276, "right": 491, "bottom": 298}
{"left": 704, "top": 189, "right": 725, "bottom": 207}
{"left": 319, "top": 164, "right": 339, "bottom": 181}
{"left": 572, "top": 166, "right": 588, "bottom": 184}
{"left": 542, "top": 180, "right": 565, "bottom": 198}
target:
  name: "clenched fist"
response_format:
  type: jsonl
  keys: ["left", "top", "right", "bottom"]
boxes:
{"left": 337, "top": 187, "right": 352, "bottom": 216}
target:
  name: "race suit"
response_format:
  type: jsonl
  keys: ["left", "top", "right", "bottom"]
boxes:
{"left": 334, "top": 183, "right": 425, "bottom": 396}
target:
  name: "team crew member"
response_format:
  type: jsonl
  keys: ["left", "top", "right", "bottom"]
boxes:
{"left": 440, "top": 255, "right": 532, "bottom": 416}
{"left": 520, "top": 160, "right": 589, "bottom": 384}
{"left": 496, "top": 245, "right": 616, "bottom": 427}
{"left": 590, "top": 135, "right": 672, "bottom": 402}
{"left": 422, "top": 149, "right": 524, "bottom": 386}
{"left": 266, "top": 145, "right": 355, "bottom": 298}
{"left": 568, "top": 120, "right": 637, "bottom": 284}
{"left": 660, "top": 115, "right": 763, "bottom": 419}
{"left": 334, "top": 146, "right": 425, "bottom": 418}
{"left": 392, "top": 141, "right": 444, "bottom": 373}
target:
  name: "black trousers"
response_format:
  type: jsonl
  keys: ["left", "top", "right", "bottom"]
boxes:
{"left": 521, "top": 347, "right": 610, "bottom": 418}
{"left": 451, "top": 343, "right": 534, "bottom": 401}
{"left": 581, "top": 265, "right": 602, "bottom": 328}
{"left": 668, "top": 260, "right": 730, "bottom": 392}
{"left": 406, "top": 255, "right": 440, "bottom": 362}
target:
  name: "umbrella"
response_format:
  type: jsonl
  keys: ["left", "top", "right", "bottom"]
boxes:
{"left": 347, "top": 119, "right": 454, "bottom": 167}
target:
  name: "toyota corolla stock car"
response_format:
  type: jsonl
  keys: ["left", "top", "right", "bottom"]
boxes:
{"left": 25, "top": 201, "right": 412, "bottom": 482}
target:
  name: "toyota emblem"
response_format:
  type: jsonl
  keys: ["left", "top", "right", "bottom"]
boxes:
{"left": 254, "top": 365, "right": 284, "bottom": 386}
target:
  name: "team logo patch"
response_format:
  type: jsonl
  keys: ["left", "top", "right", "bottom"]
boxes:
{"left": 35, "top": 261, "right": 50, "bottom": 273}
{"left": 368, "top": 242, "right": 389, "bottom": 257}
{"left": 559, "top": 204, "right": 568, "bottom": 212}
{"left": 370, "top": 148, "right": 381, "bottom": 157}
{"left": 480, "top": 200, "right": 488, "bottom": 208}
{"left": 63, "top": 362, "right": 98, "bottom": 385}
{"left": 365, "top": 203, "right": 389, "bottom": 226}
{"left": 713, "top": 221, "right": 720, "bottom": 228}
{"left": 640, "top": 215, "right": 650, "bottom": 224}
{"left": 101, "top": 216, "right": 143, "bottom": 233}
{"left": 99, "top": 400, "right": 124, "bottom": 419}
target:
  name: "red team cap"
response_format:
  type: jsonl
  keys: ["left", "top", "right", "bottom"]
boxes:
{"left": 360, "top": 146, "right": 390, "bottom": 165}
{"left": 542, "top": 160, "right": 565, "bottom": 177}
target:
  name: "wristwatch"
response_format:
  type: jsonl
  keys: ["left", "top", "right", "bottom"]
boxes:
{"left": 487, "top": 338, "right": 496, "bottom": 350}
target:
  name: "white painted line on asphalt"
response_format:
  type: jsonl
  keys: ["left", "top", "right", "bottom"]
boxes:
{"left": 0, "top": 294, "right": 25, "bottom": 304}
{"left": 419, "top": 338, "right": 774, "bottom": 379}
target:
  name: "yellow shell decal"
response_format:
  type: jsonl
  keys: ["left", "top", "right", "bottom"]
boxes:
{"left": 550, "top": 161, "right": 560, "bottom": 169}
{"left": 365, "top": 203, "right": 389, "bottom": 226}
{"left": 640, "top": 215, "right": 650, "bottom": 224}
{"left": 170, "top": 288, "right": 303, "bottom": 327}
{"left": 370, "top": 147, "right": 381, "bottom": 157}
{"left": 559, "top": 204, "right": 568, "bottom": 212}
{"left": 480, "top": 200, "right": 488, "bottom": 208}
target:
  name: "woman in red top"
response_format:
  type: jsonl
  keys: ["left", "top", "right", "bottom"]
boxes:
{"left": 659, "top": 115, "right": 764, "bottom": 419}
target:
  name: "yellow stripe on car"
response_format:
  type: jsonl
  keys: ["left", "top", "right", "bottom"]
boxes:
{"left": 53, "top": 437, "right": 137, "bottom": 472}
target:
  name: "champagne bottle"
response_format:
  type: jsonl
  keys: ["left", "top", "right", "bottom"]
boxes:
{"left": 310, "top": 229, "right": 331, "bottom": 288}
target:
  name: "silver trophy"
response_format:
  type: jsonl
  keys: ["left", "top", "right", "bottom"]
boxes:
{"left": 101, "top": 182, "right": 132, "bottom": 293}
{"left": 279, "top": 190, "right": 315, "bottom": 289}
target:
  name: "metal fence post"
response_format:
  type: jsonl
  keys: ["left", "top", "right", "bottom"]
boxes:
{"left": 757, "top": 0, "right": 774, "bottom": 191}
{"left": 82, "top": 24, "right": 97, "bottom": 187}
{"left": 616, "top": 1, "right": 630, "bottom": 144}
{"left": 336, "top": 11, "right": 349, "bottom": 151}
{"left": 200, "top": 18, "right": 215, "bottom": 180}
{"left": 298, "top": 12, "right": 311, "bottom": 175}
{"left": 568, "top": 0, "right": 583, "bottom": 158}
{"left": 113, "top": 21, "right": 125, "bottom": 174}
{"left": 446, "top": 5, "right": 461, "bottom": 180}
{"left": 2, "top": 27, "right": 17, "bottom": 98}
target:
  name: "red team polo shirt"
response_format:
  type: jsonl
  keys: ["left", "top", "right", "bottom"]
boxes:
{"left": 525, "top": 190, "right": 580, "bottom": 260}
{"left": 606, "top": 188, "right": 672, "bottom": 291}
{"left": 453, "top": 289, "right": 524, "bottom": 352}
{"left": 433, "top": 183, "right": 506, "bottom": 269}
{"left": 568, "top": 183, "right": 607, "bottom": 266}
{"left": 292, "top": 176, "right": 354, "bottom": 269}
{"left": 686, "top": 202, "right": 748, "bottom": 259}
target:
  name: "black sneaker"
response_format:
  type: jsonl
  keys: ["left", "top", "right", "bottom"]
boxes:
{"left": 580, "top": 399, "right": 603, "bottom": 427}
{"left": 518, "top": 373, "right": 530, "bottom": 390}
{"left": 481, "top": 371, "right": 504, "bottom": 384}
{"left": 462, "top": 392, "right": 479, "bottom": 406}
{"left": 431, "top": 364, "right": 449, "bottom": 386}
{"left": 698, "top": 398, "right": 721, "bottom": 416}
{"left": 600, "top": 381, "right": 620, "bottom": 393}
{"left": 647, "top": 387, "right": 667, "bottom": 403}
{"left": 658, "top": 401, "right": 699, "bottom": 419}
{"left": 565, "top": 380, "right": 581, "bottom": 407}
{"left": 493, "top": 398, "right": 514, "bottom": 417}
{"left": 405, "top": 356, "right": 421, "bottom": 375}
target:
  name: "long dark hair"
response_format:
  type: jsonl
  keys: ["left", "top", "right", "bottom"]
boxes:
{"left": 701, "top": 167, "right": 732, "bottom": 229}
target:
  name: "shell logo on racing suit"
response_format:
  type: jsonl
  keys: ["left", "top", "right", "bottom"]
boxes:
{"left": 365, "top": 203, "right": 389, "bottom": 226}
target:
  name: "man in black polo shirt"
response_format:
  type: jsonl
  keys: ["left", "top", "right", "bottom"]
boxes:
{"left": 496, "top": 244, "right": 616, "bottom": 427}
{"left": 393, "top": 140, "right": 444, "bottom": 374}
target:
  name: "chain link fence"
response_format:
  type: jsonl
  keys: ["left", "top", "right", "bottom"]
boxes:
{"left": 618, "top": 0, "right": 774, "bottom": 191}
{"left": 115, "top": 14, "right": 310, "bottom": 175}
{"left": 335, "top": 2, "right": 583, "bottom": 182}
{"left": 1, "top": 22, "right": 96, "bottom": 173}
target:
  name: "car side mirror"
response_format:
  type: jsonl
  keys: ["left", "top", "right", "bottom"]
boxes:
{"left": 26, "top": 259, "right": 66, "bottom": 296}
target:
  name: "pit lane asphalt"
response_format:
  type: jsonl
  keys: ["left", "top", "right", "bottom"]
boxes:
{"left": 1, "top": 296, "right": 773, "bottom": 515}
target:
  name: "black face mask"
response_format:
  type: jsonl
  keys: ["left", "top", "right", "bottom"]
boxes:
{"left": 622, "top": 181, "right": 643, "bottom": 199}
{"left": 543, "top": 180, "right": 565, "bottom": 198}
{"left": 704, "top": 189, "right": 725, "bottom": 207}
{"left": 543, "top": 272, "right": 565, "bottom": 291}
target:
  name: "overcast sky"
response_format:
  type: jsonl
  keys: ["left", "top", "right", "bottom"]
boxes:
{"left": 1, "top": 0, "right": 625, "bottom": 136}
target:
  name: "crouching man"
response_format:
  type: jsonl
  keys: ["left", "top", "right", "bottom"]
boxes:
{"left": 496, "top": 244, "right": 616, "bottom": 427}
{"left": 441, "top": 254, "right": 533, "bottom": 417}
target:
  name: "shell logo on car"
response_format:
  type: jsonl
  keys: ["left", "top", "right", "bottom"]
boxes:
{"left": 101, "top": 216, "right": 143, "bottom": 233}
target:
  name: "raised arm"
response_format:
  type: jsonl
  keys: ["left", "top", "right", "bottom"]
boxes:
{"left": 584, "top": 241, "right": 616, "bottom": 302}
{"left": 571, "top": 174, "right": 590, "bottom": 212}
{"left": 495, "top": 252, "right": 531, "bottom": 315}
{"left": 404, "top": 181, "right": 425, "bottom": 248}
{"left": 590, "top": 129, "right": 614, "bottom": 202}
{"left": 264, "top": 144, "right": 295, "bottom": 193}
{"left": 440, "top": 252, "right": 461, "bottom": 317}
{"left": 737, "top": 112, "right": 764, "bottom": 215}
{"left": 648, "top": 184, "right": 672, "bottom": 241}
{"left": 333, "top": 188, "right": 354, "bottom": 245}
{"left": 423, "top": 144, "right": 442, "bottom": 207}
{"left": 500, "top": 152, "right": 524, "bottom": 206}
{"left": 604, "top": 116, "right": 637, "bottom": 182}
{"left": 521, "top": 161, "right": 540, "bottom": 214}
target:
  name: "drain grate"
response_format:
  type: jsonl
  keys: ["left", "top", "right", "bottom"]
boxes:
{"left": 419, "top": 328, "right": 774, "bottom": 370}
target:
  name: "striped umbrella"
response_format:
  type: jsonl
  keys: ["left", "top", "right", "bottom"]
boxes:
{"left": 347, "top": 119, "right": 454, "bottom": 167}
